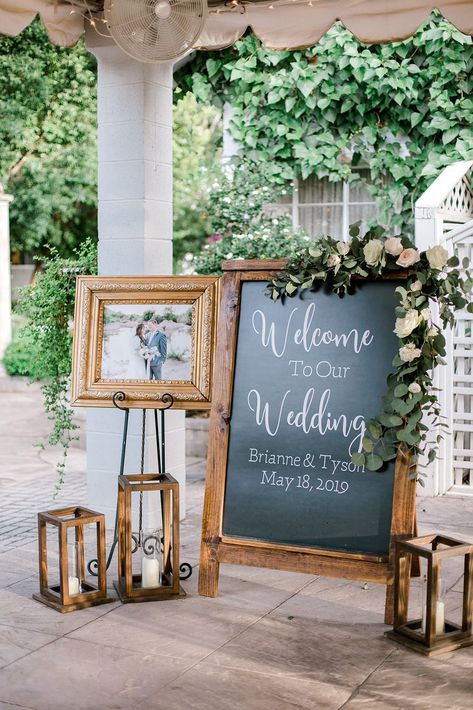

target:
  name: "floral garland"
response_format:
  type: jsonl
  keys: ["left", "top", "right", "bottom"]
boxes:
{"left": 267, "top": 226, "right": 473, "bottom": 480}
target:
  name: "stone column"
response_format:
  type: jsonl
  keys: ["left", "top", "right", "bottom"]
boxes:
{"left": 0, "top": 186, "right": 13, "bottom": 359}
{"left": 85, "top": 31, "right": 186, "bottom": 526}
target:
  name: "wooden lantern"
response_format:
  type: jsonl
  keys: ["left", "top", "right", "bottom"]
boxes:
{"left": 386, "top": 533, "right": 473, "bottom": 656}
{"left": 33, "top": 506, "right": 113, "bottom": 613}
{"left": 115, "top": 473, "right": 184, "bottom": 603}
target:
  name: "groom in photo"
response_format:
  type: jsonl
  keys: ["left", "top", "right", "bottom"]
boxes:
{"left": 146, "top": 319, "right": 167, "bottom": 380}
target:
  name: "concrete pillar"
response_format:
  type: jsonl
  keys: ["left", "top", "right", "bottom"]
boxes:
{"left": 0, "top": 186, "right": 13, "bottom": 359}
{"left": 85, "top": 31, "right": 186, "bottom": 526}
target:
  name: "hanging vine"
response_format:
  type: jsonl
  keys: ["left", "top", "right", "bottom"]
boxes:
{"left": 175, "top": 12, "right": 473, "bottom": 236}
{"left": 16, "top": 239, "right": 97, "bottom": 487}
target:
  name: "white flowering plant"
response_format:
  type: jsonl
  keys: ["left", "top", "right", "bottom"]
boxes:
{"left": 267, "top": 224, "right": 473, "bottom": 480}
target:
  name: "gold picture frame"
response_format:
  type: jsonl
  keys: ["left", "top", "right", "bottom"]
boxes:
{"left": 71, "top": 275, "right": 220, "bottom": 409}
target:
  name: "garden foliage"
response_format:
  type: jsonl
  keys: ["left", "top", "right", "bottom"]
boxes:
{"left": 14, "top": 240, "right": 97, "bottom": 485}
{"left": 176, "top": 13, "right": 473, "bottom": 236}
{"left": 194, "top": 160, "right": 311, "bottom": 273}
{"left": 0, "top": 20, "right": 97, "bottom": 256}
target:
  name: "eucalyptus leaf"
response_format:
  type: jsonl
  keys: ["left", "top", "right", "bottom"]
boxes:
{"left": 351, "top": 452, "right": 366, "bottom": 467}
{"left": 366, "top": 454, "right": 384, "bottom": 471}
{"left": 394, "top": 384, "right": 408, "bottom": 397}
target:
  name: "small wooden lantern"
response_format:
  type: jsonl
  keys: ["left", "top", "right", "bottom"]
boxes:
{"left": 386, "top": 534, "right": 473, "bottom": 656}
{"left": 115, "top": 473, "right": 183, "bottom": 603}
{"left": 33, "top": 506, "right": 113, "bottom": 613}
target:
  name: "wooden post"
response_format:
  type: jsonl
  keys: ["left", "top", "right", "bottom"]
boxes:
{"left": 199, "top": 269, "right": 242, "bottom": 597}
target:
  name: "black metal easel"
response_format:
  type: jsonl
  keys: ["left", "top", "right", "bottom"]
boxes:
{"left": 87, "top": 391, "right": 192, "bottom": 581}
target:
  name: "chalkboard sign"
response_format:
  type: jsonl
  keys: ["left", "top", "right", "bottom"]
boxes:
{"left": 199, "top": 260, "right": 416, "bottom": 623}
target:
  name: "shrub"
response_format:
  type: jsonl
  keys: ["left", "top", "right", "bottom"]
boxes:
{"left": 192, "top": 159, "right": 312, "bottom": 274}
{"left": 2, "top": 330, "right": 38, "bottom": 377}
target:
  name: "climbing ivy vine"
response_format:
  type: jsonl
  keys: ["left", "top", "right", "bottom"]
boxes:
{"left": 175, "top": 12, "right": 473, "bottom": 236}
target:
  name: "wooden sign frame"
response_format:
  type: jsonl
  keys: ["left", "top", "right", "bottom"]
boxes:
{"left": 199, "top": 259, "right": 417, "bottom": 624}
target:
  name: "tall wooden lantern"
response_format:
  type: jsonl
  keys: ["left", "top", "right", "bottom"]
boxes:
{"left": 387, "top": 534, "right": 473, "bottom": 656}
{"left": 115, "top": 473, "right": 183, "bottom": 602}
{"left": 33, "top": 506, "right": 113, "bottom": 613}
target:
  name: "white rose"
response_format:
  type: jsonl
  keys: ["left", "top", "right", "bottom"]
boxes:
{"left": 327, "top": 254, "right": 341, "bottom": 267}
{"left": 410, "top": 280, "right": 422, "bottom": 292}
{"left": 399, "top": 343, "right": 422, "bottom": 362}
{"left": 428, "top": 327, "right": 438, "bottom": 337}
{"left": 384, "top": 237, "right": 404, "bottom": 256}
{"left": 421, "top": 307, "right": 432, "bottom": 322}
{"left": 336, "top": 241, "right": 350, "bottom": 256}
{"left": 408, "top": 382, "right": 422, "bottom": 394}
{"left": 363, "top": 239, "right": 384, "bottom": 266}
{"left": 426, "top": 245, "right": 448, "bottom": 271}
{"left": 397, "top": 248, "right": 421, "bottom": 268}
{"left": 394, "top": 310, "right": 421, "bottom": 338}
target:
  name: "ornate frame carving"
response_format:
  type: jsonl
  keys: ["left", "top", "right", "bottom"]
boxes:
{"left": 71, "top": 275, "right": 220, "bottom": 409}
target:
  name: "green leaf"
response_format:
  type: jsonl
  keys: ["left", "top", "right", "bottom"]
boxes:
{"left": 389, "top": 415, "right": 403, "bottom": 426}
{"left": 366, "top": 454, "right": 384, "bottom": 471}
{"left": 351, "top": 452, "right": 366, "bottom": 467}
{"left": 362, "top": 436, "right": 374, "bottom": 452}
{"left": 285, "top": 282, "right": 297, "bottom": 295}
{"left": 394, "top": 384, "right": 408, "bottom": 397}
{"left": 368, "top": 422, "right": 382, "bottom": 439}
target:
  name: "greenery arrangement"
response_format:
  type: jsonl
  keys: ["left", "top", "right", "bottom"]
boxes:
{"left": 176, "top": 12, "right": 473, "bottom": 236}
{"left": 193, "top": 159, "right": 310, "bottom": 274}
{"left": 268, "top": 226, "right": 473, "bottom": 479}
{"left": 173, "top": 93, "right": 222, "bottom": 268}
{"left": 14, "top": 240, "right": 97, "bottom": 486}
{"left": 0, "top": 20, "right": 97, "bottom": 257}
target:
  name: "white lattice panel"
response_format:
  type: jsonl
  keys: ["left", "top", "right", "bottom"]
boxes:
{"left": 416, "top": 161, "right": 473, "bottom": 497}
{"left": 440, "top": 168, "right": 473, "bottom": 222}
{"left": 449, "top": 231, "right": 473, "bottom": 493}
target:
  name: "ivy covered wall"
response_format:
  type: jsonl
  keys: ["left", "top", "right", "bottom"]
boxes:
{"left": 176, "top": 13, "right": 473, "bottom": 237}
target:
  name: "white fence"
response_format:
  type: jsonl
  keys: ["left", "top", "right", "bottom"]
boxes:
{"left": 415, "top": 161, "right": 473, "bottom": 496}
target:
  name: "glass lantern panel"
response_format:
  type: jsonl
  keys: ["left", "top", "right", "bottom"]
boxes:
{"left": 438, "top": 551, "right": 464, "bottom": 632}
{"left": 46, "top": 524, "right": 60, "bottom": 591}
{"left": 66, "top": 523, "right": 100, "bottom": 594}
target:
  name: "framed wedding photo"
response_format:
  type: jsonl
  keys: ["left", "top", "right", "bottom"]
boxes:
{"left": 71, "top": 275, "right": 220, "bottom": 409}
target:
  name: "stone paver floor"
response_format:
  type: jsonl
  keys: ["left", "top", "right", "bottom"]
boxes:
{"left": 1, "top": 379, "right": 473, "bottom": 709}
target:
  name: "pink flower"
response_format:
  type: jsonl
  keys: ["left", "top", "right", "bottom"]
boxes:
{"left": 207, "top": 233, "right": 223, "bottom": 244}
{"left": 397, "top": 248, "right": 420, "bottom": 268}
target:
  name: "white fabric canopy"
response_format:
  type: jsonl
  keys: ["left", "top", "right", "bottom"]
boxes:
{"left": 0, "top": 0, "right": 472, "bottom": 49}
{"left": 198, "top": 1, "right": 473, "bottom": 50}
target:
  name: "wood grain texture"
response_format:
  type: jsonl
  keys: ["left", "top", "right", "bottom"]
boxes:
{"left": 199, "top": 269, "right": 242, "bottom": 597}
{"left": 385, "top": 448, "right": 416, "bottom": 624}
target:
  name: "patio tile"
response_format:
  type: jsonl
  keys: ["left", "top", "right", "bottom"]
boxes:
{"left": 343, "top": 646, "right": 473, "bottom": 709}
{"left": 0, "top": 587, "right": 120, "bottom": 637}
{"left": 155, "top": 662, "right": 348, "bottom": 710}
{"left": 0, "top": 624, "right": 57, "bottom": 670}
{"left": 67, "top": 591, "right": 261, "bottom": 662}
{"left": 202, "top": 615, "right": 392, "bottom": 689}
{"left": 0, "top": 637, "right": 192, "bottom": 710}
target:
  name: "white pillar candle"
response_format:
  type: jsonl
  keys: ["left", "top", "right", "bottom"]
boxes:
{"left": 141, "top": 556, "right": 160, "bottom": 588}
{"left": 436, "top": 600, "right": 445, "bottom": 634}
{"left": 68, "top": 576, "right": 80, "bottom": 595}
{"left": 421, "top": 600, "right": 446, "bottom": 634}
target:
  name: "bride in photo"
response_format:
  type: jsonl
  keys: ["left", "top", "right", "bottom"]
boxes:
{"left": 126, "top": 322, "right": 149, "bottom": 379}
